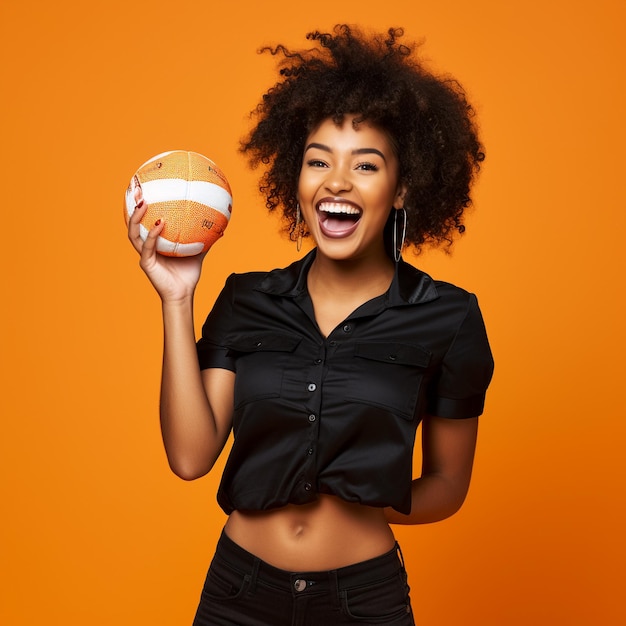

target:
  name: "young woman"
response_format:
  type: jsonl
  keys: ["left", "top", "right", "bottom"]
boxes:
{"left": 128, "top": 25, "right": 494, "bottom": 626}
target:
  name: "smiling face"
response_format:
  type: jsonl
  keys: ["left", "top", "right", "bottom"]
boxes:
{"left": 297, "top": 115, "right": 406, "bottom": 264}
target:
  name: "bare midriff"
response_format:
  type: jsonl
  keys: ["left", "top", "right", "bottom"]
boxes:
{"left": 223, "top": 494, "right": 396, "bottom": 571}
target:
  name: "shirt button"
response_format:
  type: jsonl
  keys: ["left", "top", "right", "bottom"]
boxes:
{"left": 342, "top": 324, "right": 352, "bottom": 333}
{"left": 307, "top": 447, "right": 314, "bottom": 455}
{"left": 308, "top": 414, "right": 316, "bottom": 422}
{"left": 307, "top": 383, "right": 316, "bottom": 392}
{"left": 304, "top": 482, "right": 312, "bottom": 491}
{"left": 329, "top": 340, "right": 337, "bottom": 347}
{"left": 314, "top": 358, "right": 322, "bottom": 364}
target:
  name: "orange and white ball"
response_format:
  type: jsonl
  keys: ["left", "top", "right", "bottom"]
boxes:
{"left": 124, "top": 150, "right": 233, "bottom": 257}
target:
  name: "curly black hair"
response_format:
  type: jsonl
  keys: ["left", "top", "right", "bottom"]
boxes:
{"left": 240, "top": 24, "right": 484, "bottom": 252}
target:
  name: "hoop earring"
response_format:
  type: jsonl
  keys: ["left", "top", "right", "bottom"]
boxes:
{"left": 293, "top": 203, "right": 303, "bottom": 252}
{"left": 393, "top": 208, "right": 407, "bottom": 262}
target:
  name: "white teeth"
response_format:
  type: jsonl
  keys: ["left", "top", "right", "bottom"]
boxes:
{"left": 318, "top": 202, "right": 361, "bottom": 215}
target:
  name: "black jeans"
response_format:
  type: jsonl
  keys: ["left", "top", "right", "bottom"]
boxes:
{"left": 192, "top": 530, "right": 415, "bottom": 626}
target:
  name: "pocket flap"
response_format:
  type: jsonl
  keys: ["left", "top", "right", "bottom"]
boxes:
{"left": 354, "top": 342, "right": 431, "bottom": 367}
{"left": 227, "top": 332, "right": 302, "bottom": 353}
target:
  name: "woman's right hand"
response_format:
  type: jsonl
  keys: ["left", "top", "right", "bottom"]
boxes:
{"left": 127, "top": 186, "right": 206, "bottom": 303}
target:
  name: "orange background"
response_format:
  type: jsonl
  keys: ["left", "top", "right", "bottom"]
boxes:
{"left": 1, "top": 1, "right": 624, "bottom": 624}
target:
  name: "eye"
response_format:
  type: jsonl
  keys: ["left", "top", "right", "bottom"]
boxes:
{"left": 355, "top": 161, "right": 379, "bottom": 172}
{"left": 306, "top": 159, "right": 328, "bottom": 168}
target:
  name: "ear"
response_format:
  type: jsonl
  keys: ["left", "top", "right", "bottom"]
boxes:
{"left": 392, "top": 182, "right": 408, "bottom": 209}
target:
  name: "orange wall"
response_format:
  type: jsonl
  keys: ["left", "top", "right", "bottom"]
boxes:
{"left": 1, "top": 1, "right": 624, "bottom": 624}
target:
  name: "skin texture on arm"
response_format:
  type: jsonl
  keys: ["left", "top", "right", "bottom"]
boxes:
{"left": 384, "top": 415, "right": 479, "bottom": 525}
{"left": 159, "top": 301, "right": 234, "bottom": 480}
{"left": 128, "top": 194, "right": 234, "bottom": 481}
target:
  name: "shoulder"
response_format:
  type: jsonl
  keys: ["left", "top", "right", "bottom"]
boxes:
{"left": 395, "top": 259, "right": 477, "bottom": 311}
{"left": 223, "top": 252, "right": 312, "bottom": 299}
{"left": 432, "top": 278, "right": 470, "bottom": 297}
{"left": 430, "top": 279, "right": 487, "bottom": 336}
{"left": 222, "top": 270, "right": 270, "bottom": 292}
{"left": 432, "top": 279, "right": 476, "bottom": 310}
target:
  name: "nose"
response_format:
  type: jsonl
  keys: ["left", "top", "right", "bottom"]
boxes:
{"left": 324, "top": 166, "right": 352, "bottom": 193}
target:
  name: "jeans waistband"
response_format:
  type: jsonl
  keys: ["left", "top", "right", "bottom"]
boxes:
{"left": 214, "top": 529, "right": 405, "bottom": 595}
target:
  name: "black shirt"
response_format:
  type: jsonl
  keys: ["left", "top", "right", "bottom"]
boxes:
{"left": 197, "top": 250, "right": 494, "bottom": 514}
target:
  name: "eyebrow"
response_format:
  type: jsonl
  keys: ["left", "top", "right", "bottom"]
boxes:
{"left": 304, "top": 143, "right": 387, "bottom": 162}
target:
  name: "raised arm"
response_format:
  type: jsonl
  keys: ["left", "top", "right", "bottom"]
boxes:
{"left": 128, "top": 193, "right": 234, "bottom": 480}
{"left": 384, "top": 415, "right": 478, "bottom": 525}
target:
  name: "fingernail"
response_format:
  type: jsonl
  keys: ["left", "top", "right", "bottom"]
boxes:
{"left": 134, "top": 200, "right": 144, "bottom": 211}
{"left": 155, "top": 219, "right": 162, "bottom": 226}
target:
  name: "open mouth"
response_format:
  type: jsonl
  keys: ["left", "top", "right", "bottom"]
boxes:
{"left": 316, "top": 200, "right": 362, "bottom": 238}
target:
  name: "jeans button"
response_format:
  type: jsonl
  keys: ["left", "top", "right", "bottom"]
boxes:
{"left": 294, "top": 579, "right": 306, "bottom": 592}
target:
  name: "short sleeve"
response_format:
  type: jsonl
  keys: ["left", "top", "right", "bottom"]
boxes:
{"left": 196, "top": 274, "right": 237, "bottom": 371}
{"left": 427, "top": 293, "right": 494, "bottom": 419}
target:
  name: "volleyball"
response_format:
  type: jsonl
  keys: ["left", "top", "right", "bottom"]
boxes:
{"left": 124, "top": 150, "right": 233, "bottom": 257}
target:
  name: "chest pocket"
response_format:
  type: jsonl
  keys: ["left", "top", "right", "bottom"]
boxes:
{"left": 346, "top": 342, "right": 432, "bottom": 420}
{"left": 226, "top": 332, "right": 302, "bottom": 409}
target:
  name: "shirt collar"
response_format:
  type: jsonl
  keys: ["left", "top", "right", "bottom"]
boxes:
{"left": 255, "top": 249, "right": 439, "bottom": 307}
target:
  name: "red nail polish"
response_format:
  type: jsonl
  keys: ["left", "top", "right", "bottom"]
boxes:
{"left": 155, "top": 219, "right": 161, "bottom": 226}
{"left": 134, "top": 200, "right": 144, "bottom": 210}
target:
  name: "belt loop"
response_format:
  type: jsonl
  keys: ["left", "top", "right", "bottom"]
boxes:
{"left": 329, "top": 570, "right": 340, "bottom": 609}
{"left": 247, "top": 557, "right": 260, "bottom": 595}
{"left": 395, "top": 541, "right": 406, "bottom": 569}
